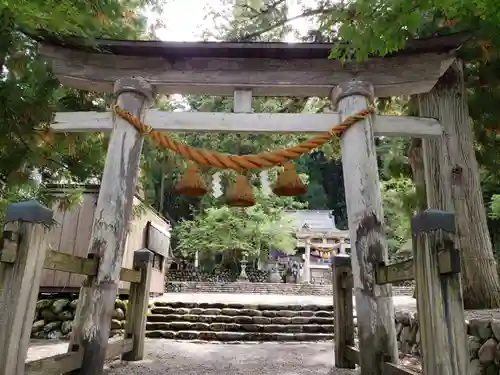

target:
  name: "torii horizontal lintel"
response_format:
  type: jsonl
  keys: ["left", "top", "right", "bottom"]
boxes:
{"left": 51, "top": 110, "right": 442, "bottom": 137}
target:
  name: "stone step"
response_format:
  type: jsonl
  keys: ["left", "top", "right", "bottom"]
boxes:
{"left": 146, "top": 322, "right": 334, "bottom": 333}
{"left": 145, "top": 330, "right": 333, "bottom": 341}
{"left": 151, "top": 302, "right": 334, "bottom": 311}
{"left": 149, "top": 307, "right": 333, "bottom": 318}
{"left": 147, "top": 314, "right": 334, "bottom": 325}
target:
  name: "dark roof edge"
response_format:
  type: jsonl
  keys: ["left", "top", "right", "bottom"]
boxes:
{"left": 23, "top": 27, "right": 472, "bottom": 60}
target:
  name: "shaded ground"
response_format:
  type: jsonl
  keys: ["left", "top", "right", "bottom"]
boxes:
{"left": 105, "top": 340, "right": 359, "bottom": 375}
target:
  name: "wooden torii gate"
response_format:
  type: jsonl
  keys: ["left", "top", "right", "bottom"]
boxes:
{"left": 35, "top": 32, "right": 469, "bottom": 375}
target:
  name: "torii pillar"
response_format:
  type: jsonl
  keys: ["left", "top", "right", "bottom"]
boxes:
{"left": 332, "top": 81, "right": 398, "bottom": 374}
{"left": 71, "top": 77, "right": 153, "bottom": 375}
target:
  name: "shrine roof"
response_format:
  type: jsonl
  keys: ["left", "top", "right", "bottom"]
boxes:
{"left": 27, "top": 30, "right": 470, "bottom": 60}
{"left": 284, "top": 210, "right": 341, "bottom": 233}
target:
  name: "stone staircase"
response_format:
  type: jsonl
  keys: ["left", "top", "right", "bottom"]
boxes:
{"left": 165, "top": 281, "right": 414, "bottom": 296}
{"left": 146, "top": 301, "right": 334, "bottom": 342}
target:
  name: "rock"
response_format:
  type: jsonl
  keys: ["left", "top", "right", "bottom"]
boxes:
{"left": 40, "top": 309, "right": 58, "bottom": 322}
{"left": 31, "top": 320, "right": 45, "bottom": 334}
{"left": 113, "top": 308, "right": 125, "bottom": 320}
{"left": 52, "top": 299, "right": 70, "bottom": 314}
{"left": 470, "top": 319, "right": 493, "bottom": 340}
{"left": 469, "top": 359, "right": 482, "bottom": 375}
{"left": 400, "top": 326, "right": 412, "bottom": 343}
{"left": 48, "top": 330, "right": 63, "bottom": 340}
{"left": 57, "top": 310, "right": 74, "bottom": 321}
{"left": 491, "top": 319, "right": 500, "bottom": 342}
{"left": 61, "top": 320, "right": 73, "bottom": 335}
{"left": 69, "top": 299, "right": 79, "bottom": 310}
{"left": 111, "top": 319, "right": 122, "bottom": 330}
{"left": 394, "top": 311, "right": 411, "bottom": 325}
{"left": 479, "top": 338, "right": 497, "bottom": 364}
{"left": 469, "top": 336, "right": 482, "bottom": 359}
{"left": 36, "top": 299, "right": 53, "bottom": 311}
{"left": 115, "top": 299, "right": 127, "bottom": 312}
{"left": 43, "top": 321, "right": 62, "bottom": 333}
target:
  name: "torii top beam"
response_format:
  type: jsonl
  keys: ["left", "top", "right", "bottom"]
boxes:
{"left": 31, "top": 31, "right": 470, "bottom": 98}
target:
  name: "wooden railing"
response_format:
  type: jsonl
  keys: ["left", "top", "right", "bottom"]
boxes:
{"left": 0, "top": 200, "right": 153, "bottom": 375}
{"left": 332, "top": 209, "right": 468, "bottom": 375}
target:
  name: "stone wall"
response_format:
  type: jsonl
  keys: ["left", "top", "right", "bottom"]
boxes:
{"left": 394, "top": 311, "right": 500, "bottom": 375}
{"left": 167, "top": 269, "right": 268, "bottom": 283}
{"left": 31, "top": 294, "right": 128, "bottom": 340}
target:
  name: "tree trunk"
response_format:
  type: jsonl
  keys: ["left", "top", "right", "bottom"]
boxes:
{"left": 417, "top": 60, "right": 500, "bottom": 309}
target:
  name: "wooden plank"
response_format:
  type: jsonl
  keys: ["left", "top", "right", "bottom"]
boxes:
{"left": 70, "top": 192, "right": 98, "bottom": 286}
{"left": 333, "top": 81, "right": 398, "bottom": 374}
{"left": 344, "top": 346, "right": 360, "bottom": 365}
{"left": 0, "top": 201, "right": 53, "bottom": 375}
{"left": 119, "top": 267, "right": 142, "bottom": 284}
{"left": 146, "top": 221, "right": 171, "bottom": 258}
{"left": 122, "top": 250, "right": 153, "bottom": 361}
{"left": 39, "top": 43, "right": 455, "bottom": 97}
{"left": 375, "top": 249, "right": 460, "bottom": 285}
{"left": 52, "top": 111, "right": 442, "bottom": 137}
{"left": 383, "top": 362, "right": 420, "bottom": 375}
{"left": 41, "top": 205, "right": 65, "bottom": 289}
{"left": 25, "top": 339, "right": 133, "bottom": 375}
{"left": 54, "top": 205, "right": 80, "bottom": 288}
{"left": 25, "top": 351, "right": 82, "bottom": 375}
{"left": 44, "top": 250, "right": 97, "bottom": 275}
{"left": 332, "top": 256, "right": 355, "bottom": 369}
{"left": 75, "top": 77, "right": 153, "bottom": 375}
{"left": 412, "top": 210, "right": 469, "bottom": 375}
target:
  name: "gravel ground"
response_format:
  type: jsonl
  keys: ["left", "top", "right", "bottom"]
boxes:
{"left": 104, "top": 340, "right": 360, "bottom": 375}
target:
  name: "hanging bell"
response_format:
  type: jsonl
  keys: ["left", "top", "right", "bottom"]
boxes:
{"left": 175, "top": 165, "right": 208, "bottom": 197}
{"left": 272, "top": 162, "right": 307, "bottom": 196}
{"left": 226, "top": 174, "right": 256, "bottom": 207}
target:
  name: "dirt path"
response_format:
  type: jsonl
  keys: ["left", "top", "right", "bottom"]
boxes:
{"left": 105, "top": 340, "right": 359, "bottom": 375}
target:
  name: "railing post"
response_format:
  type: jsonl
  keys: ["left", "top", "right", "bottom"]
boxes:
{"left": 412, "top": 209, "right": 469, "bottom": 375}
{"left": 122, "top": 249, "right": 153, "bottom": 361}
{"left": 332, "top": 256, "right": 355, "bottom": 369}
{"left": 0, "top": 200, "right": 53, "bottom": 375}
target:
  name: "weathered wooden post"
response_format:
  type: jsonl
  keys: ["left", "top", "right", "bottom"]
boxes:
{"left": 72, "top": 77, "right": 153, "bottom": 375}
{"left": 412, "top": 209, "right": 468, "bottom": 375}
{"left": 0, "top": 200, "right": 53, "bottom": 375}
{"left": 332, "top": 81, "right": 398, "bottom": 374}
{"left": 122, "top": 249, "right": 153, "bottom": 361}
{"left": 332, "top": 256, "right": 355, "bottom": 369}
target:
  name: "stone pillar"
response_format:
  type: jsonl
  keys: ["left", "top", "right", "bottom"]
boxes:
{"left": 332, "top": 81, "right": 398, "bottom": 374}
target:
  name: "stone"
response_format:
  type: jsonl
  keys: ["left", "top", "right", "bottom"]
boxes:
{"left": 469, "top": 336, "right": 482, "bottom": 359}
{"left": 40, "top": 309, "right": 58, "bottom": 322}
{"left": 176, "top": 331, "right": 199, "bottom": 340}
{"left": 192, "top": 322, "right": 210, "bottom": 331}
{"left": 202, "top": 308, "right": 222, "bottom": 315}
{"left": 234, "top": 316, "right": 254, "bottom": 324}
{"left": 400, "top": 326, "right": 412, "bottom": 343}
{"left": 276, "top": 310, "right": 297, "bottom": 318}
{"left": 240, "top": 309, "right": 262, "bottom": 316}
{"left": 183, "top": 314, "right": 200, "bottom": 322}
{"left": 43, "top": 321, "right": 62, "bottom": 333}
{"left": 216, "top": 332, "right": 244, "bottom": 341}
{"left": 113, "top": 308, "right": 125, "bottom": 320}
{"left": 111, "top": 319, "right": 122, "bottom": 330}
{"left": 198, "top": 331, "right": 217, "bottom": 340}
{"left": 491, "top": 319, "right": 500, "bottom": 342}
{"left": 291, "top": 317, "right": 311, "bottom": 324}
{"left": 479, "top": 338, "right": 498, "bottom": 364}
{"left": 170, "top": 322, "right": 193, "bottom": 330}
{"left": 57, "top": 310, "right": 74, "bottom": 321}
{"left": 31, "top": 320, "right": 45, "bottom": 334}
{"left": 284, "top": 325, "right": 303, "bottom": 333}
{"left": 262, "top": 310, "right": 278, "bottom": 318}
{"left": 146, "top": 330, "right": 163, "bottom": 338}
{"left": 297, "top": 311, "right": 314, "bottom": 317}
{"left": 61, "top": 320, "right": 73, "bottom": 335}
{"left": 314, "top": 311, "right": 332, "bottom": 318}
{"left": 272, "top": 317, "right": 291, "bottom": 325}
{"left": 214, "top": 315, "right": 234, "bottom": 323}
{"left": 115, "top": 299, "right": 127, "bottom": 312}
{"left": 161, "top": 331, "right": 177, "bottom": 339}
{"left": 394, "top": 311, "right": 411, "bottom": 325}
{"left": 210, "top": 323, "right": 227, "bottom": 331}
{"left": 36, "top": 299, "right": 52, "bottom": 311}
{"left": 47, "top": 330, "right": 63, "bottom": 340}
{"left": 253, "top": 317, "right": 271, "bottom": 324}
{"left": 470, "top": 319, "right": 493, "bottom": 340}
{"left": 221, "top": 308, "right": 241, "bottom": 316}
{"left": 303, "top": 325, "right": 321, "bottom": 333}
{"left": 69, "top": 299, "right": 79, "bottom": 310}
{"left": 51, "top": 299, "right": 70, "bottom": 314}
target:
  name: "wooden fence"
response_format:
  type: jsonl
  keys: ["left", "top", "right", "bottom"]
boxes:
{"left": 332, "top": 209, "right": 469, "bottom": 375}
{"left": 0, "top": 200, "right": 153, "bottom": 375}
